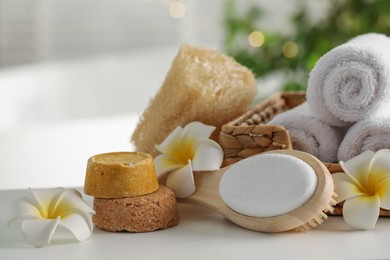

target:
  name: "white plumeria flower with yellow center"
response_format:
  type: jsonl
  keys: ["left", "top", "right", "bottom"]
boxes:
{"left": 154, "top": 121, "right": 224, "bottom": 198}
{"left": 7, "top": 187, "right": 95, "bottom": 247}
{"left": 332, "top": 149, "right": 390, "bottom": 230}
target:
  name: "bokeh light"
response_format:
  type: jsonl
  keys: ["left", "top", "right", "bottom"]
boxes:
{"left": 169, "top": 2, "right": 186, "bottom": 19}
{"left": 282, "top": 41, "right": 299, "bottom": 58}
{"left": 248, "top": 31, "right": 265, "bottom": 48}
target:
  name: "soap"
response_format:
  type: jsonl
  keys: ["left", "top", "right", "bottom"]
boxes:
{"left": 219, "top": 153, "right": 317, "bottom": 217}
{"left": 93, "top": 185, "right": 179, "bottom": 232}
{"left": 84, "top": 152, "right": 159, "bottom": 198}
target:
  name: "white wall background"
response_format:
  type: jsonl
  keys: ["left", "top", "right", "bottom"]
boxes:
{"left": 0, "top": 0, "right": 331, "bottom": 67}
{"left": 0, "top": 0, "right": 225, "bottom": 67}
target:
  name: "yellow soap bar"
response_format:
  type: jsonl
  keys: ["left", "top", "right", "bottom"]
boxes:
{"left": 84, "top": 152, "right": 159, "bottom": 198}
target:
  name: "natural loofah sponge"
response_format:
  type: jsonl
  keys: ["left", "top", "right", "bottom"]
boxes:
{"left": 132, "top": 44, "right": 257, "bottom": 157}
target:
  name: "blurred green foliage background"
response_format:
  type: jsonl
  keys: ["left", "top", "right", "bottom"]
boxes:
{"left": 223, "top": 0, "right": 390, "bottom": 91}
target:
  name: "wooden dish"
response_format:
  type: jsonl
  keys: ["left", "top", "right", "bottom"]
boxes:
{"left": 179, "top": 149, "right": 335, "bottom": 232}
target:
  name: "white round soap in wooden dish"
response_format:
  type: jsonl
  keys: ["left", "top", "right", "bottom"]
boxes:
{"left": 219, "top": 153, "right": 318, "bottom": 218}
{"left": 180, "top": 150, "right": 336, "bottom": 232}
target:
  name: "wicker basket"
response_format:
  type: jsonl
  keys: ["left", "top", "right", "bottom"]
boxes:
{"left": 218, "top": 92, "right": 390, "bottom": 217}
{"left": 218, "top": 92, "right": 305, "bottom": 167}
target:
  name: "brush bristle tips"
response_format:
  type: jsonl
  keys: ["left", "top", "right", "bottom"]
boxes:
{"left": 296, "top": 191, "right": 339, "bottom": 232}
{"left": 325, "top": 205, "right": 335, "bottom": 213}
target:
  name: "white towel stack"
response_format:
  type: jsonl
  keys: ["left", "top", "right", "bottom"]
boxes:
{"left": 268, "top": 103, "right": 345, "bottom": 162}
{"left": 307, "top": 33, "right": 390, "bottom": 127}
{"left": 268, "top": 33, "right": 390, "bottom": 162}
{"left": 338, "top": 114, "right": 390, "bottom": 161}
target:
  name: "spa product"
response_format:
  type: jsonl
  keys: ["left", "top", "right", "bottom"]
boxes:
{"left": 132, "top": 44, "right": 257, "bottom": 157}
{"left": 307, "top": 33, "right": 390, "bottom": 126}
{"left": 84, "top": 152, "right": 179, "bottom": 232}
{"left": 338, "top": 114, "right": 390, "bottom": 161}
{"left": 219, "top": 153, "right": 317, "bottom": 218}
{"left": 84, "top": 152, "right": 159, "bottom": 198}
{"left": 180, "top": 150, "right": 336, "bottom": 232}
{"left": 93, "top": 185, "right": 179, "bottom": 232}
{"left": 268, "top": 102, "right": 345, "bottom": 162}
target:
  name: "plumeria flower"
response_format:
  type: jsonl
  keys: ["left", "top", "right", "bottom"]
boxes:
{"left": 332, "top": 149, "right": 390, "bottom": 230}
{"left": 7, "top": 187, "right": 95, "bottom": 247}
{"left": 154, "top": 121, "right": 224, "bottom": 198}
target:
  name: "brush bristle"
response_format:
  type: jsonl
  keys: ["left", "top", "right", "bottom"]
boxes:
{"left": 294, "top": 192, "right": 338, "bottom": 232}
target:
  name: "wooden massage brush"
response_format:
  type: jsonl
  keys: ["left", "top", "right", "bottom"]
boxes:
{"left": 179, "top": 149, "right": 337, "bottom": 232}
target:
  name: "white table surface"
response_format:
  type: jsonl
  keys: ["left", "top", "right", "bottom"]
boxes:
{"left": 1, "top": 188, "right": 390, "bottom": 260}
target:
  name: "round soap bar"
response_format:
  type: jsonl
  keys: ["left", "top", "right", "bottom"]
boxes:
{"left": 93, "top": 185, "right": 179, "bottom": 232}
{"left": 84, "top": 152, "right": 159, "bottom": 198}
{"left": 219, "top": 153, "right": 317, "bottom": 218}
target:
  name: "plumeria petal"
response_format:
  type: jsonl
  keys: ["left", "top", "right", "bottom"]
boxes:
{"left": 52, "top": 189, "right": 94, "bottom": 216}
{"left": 8, "top": 188, "right": 94, "bottom": 246}
{"left": 191, "top": 139, "right": 223, "bottom": 171}
{"left": 332, "top": 172, "right": 364, "bottom": 203}
{"left": 334, "top": 150, "right": 390, "bottom": 230}
{"left": 154, "top": 154, "right": 183, "bottom": 178}
{"left": 155, "top": 122, "right": 223, "bottom": 199}
{"left": 342, "top": 194, "right": 380, "bottom": 230}
{"left": 166, "top": 161, "right": 196, "bottom": 198}
{"left": 340, "top": 150, "right": 374, "bottom": 187}
{"left": 181, "top": 122, "right": 216, "bottom": 142}
{"left": 31, "top": 187, "right": 65, "bottom": 218}
{"left": 369, "top": 149, "right": 390, "bottom": 184}
{"left": 155, "top": 126, "right": 183, "bottom": 155}
{"left": 21, "top": 217, "right": 61, "bottom": 247}
{"left": 59, "top": 209, "right": 93, "bottom": 241}
{"left": 376, "top": 177, "right": 390, "bottom": 210}
{"left": 7, "top": 197, "right": 42, "bottom": 227}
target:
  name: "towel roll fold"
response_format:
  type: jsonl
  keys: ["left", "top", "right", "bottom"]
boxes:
{"left": 338, "top": 115, "right": 390, "bottom": 161}
{"left": 268, "top": 103, "right": 345, "bottom": 162}
{"left": 307, "top": 33, "right": 390, "bottom": 126}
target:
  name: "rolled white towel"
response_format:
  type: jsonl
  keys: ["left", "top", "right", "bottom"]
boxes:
{"left": 338, "top": 114, "right": 390, "bottom": 161}
{"left": 307, "top": 33, "right": 390, "bottom": 126}
{"left": 268, "top": 102, "right": 345, "bottom": 162}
